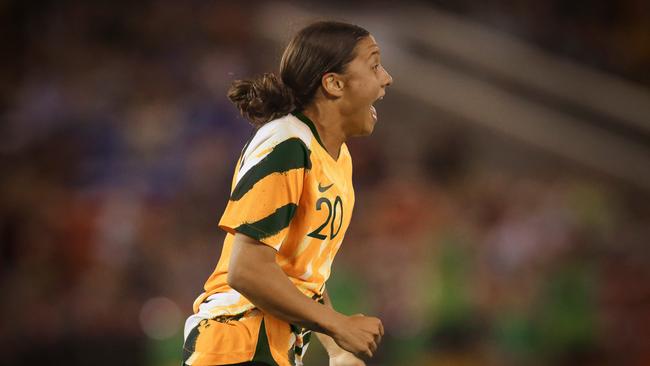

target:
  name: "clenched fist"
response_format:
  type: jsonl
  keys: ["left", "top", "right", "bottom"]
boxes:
{"left": 328, "top": 314, "right": 384, "bottom": 359}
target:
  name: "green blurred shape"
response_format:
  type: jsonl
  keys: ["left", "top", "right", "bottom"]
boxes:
{"left": 493, "top": 312, "right": 539, "bottom": 357}
{"left": 536, "top": 262, "right": 597, "bottom": 357}
{"left": 326, "top": 265, "right": 373, "bottom": 315}
{"left": 567, "top": 183, "right": 617, "bottom": 236}
{"left": 433, "top": 233, "right": 473, "bottom": 323}
{"left": 146, "top": 332, "right": 184, "bottom": 366}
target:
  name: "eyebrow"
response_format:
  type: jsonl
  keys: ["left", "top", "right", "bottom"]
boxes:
{"left": 367, "top": 49, "right": 381, "bottom": 60}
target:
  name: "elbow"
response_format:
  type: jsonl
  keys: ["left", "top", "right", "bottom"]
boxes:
{"left": 227, "top": 263, "right": 251, "bottom": 293}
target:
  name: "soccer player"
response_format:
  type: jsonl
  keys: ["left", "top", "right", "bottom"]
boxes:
{"left": 182, "top": 21, "right": 393, "bottom": 366}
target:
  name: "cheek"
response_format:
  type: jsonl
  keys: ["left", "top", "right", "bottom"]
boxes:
{"left": 351, "top": 81, "right": 376, "bottom": 103}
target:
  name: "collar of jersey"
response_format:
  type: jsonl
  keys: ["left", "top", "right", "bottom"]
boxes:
{"left": 292, "top": 110, "right": 326, "bottom": 150}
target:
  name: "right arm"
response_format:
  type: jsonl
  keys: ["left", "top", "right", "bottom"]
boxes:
{"left": 227, "top": 233, "right": 383, "bottom": 358}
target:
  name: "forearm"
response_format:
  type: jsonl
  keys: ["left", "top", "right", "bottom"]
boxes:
{"left": 228, "top": 237, "right": 344, "bottom": 334}
{"left": 317, "top": 290, "right": 347, "bottom": 356}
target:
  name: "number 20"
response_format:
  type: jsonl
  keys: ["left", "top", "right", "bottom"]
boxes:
{"left": 307, "top": 196, "right": 343, "bottom": 240}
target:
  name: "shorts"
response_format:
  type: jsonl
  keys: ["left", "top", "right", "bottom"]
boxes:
{"left": 182, "top": 308, "right": 294, "bottom": 366}
{"left": 182, "top": 292, "right": 323, "bottom": 366}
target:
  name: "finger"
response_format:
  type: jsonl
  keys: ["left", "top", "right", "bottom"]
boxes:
{"left": 374, "top": 332, "right": 382, "bottom": 346}
{"left": 378, "top": 321, "right": 384, "bottom": 337}
{"left": 369, "top": 340, "right": 378, "bottom": 355}
{"left": 364, "top": 348, "right": 373, "bottom": 359}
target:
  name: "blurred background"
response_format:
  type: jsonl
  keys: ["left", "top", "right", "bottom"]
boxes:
{"left": 1, "top": 0, "right": 649, "bottom": 365}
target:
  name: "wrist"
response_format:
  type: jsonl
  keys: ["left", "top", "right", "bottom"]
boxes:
{"left": 318, "top": 307, "right": 346, "bottom": 336}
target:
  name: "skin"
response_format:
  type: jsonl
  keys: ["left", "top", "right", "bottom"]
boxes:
{"left": 228, "top": 35, "right": 392, "bottom": 363}
{"left": 303, "top": 35, "right": 393, "bottom": 159}
{"left": 318, "top": 291, "right": 369, "bottom": 365}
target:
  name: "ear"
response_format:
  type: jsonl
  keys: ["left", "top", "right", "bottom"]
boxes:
{"left": 321, "top": 72, "right": 345, "bottom": 98}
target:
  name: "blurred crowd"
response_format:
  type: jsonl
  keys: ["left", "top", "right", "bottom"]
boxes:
{"left": 1, "top": 1, "right": 649, "bottom": 365}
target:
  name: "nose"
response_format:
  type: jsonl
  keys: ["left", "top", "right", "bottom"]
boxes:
{"left": 382, "top": 67, "right": 393, "bottom": 87}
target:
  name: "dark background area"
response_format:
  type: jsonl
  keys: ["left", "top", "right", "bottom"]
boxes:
{"left": 1, "top": 1, "right": 649, "bottom": 365}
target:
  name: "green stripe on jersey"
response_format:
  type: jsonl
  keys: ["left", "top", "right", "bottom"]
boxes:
{"left": 235, "top": 203, "right": 298, "bottom": 240}
{"left": 231, "top": 138, "right": 311, "bottom": 201}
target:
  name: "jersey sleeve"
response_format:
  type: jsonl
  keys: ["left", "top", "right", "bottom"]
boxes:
{"left": 218, "top": 135, "right": 311, "bottom": 251}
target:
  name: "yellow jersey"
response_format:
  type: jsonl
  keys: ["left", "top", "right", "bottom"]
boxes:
{"left": 184, "top": 111, "right": 355, "bottom": 365}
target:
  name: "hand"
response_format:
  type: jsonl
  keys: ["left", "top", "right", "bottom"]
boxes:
{"left": 329, "top": 351, "right": 366, "bottom": 366}
{"left": 328, "top": 314, "right": 384, "bottom": 359}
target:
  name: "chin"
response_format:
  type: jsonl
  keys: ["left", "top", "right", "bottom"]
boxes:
{"left": 349, "top": 111, "right": 376, "bottom": 137}
{"left": 358, "top": 120, "right": 376, "bottom": 136}
{"left": 365, "top": 122, "right": 376, "bottom": 135}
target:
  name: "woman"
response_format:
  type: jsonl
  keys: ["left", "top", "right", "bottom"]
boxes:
{"left": 182, "top": 21, "right": 393, "bottom": 366}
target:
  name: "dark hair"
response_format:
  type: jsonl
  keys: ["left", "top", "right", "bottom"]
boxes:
{"left": 228, "top": 21, "right": 370, "bottom": 127}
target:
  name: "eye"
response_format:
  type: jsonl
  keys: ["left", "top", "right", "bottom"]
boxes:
{"left": 372, "top": 64, "right": 380, "bottom": 71}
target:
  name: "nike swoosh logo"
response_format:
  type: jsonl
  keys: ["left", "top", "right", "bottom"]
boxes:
{"left": 318, "top": 182, "right": 334, "bottom": 192}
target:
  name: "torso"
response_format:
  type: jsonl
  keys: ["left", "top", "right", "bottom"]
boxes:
{"left": 192, "top": 112, "right": 355, "bottom": 317}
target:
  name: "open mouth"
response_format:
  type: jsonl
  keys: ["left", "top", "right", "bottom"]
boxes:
{"left": 370, "top": 95, "right": 384, "bottom": 122}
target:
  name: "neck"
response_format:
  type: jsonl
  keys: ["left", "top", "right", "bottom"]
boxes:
{"left": 302, "top": 103, "right": 346, "bottom": 160}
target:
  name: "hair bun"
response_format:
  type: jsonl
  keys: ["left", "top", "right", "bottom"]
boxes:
{"left": 227, "top": 73, "right": 295, "bottom": 127}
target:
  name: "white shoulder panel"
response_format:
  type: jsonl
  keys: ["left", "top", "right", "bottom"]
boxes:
{"left": 235, "top": 114, "right": 313, "bottom": 185}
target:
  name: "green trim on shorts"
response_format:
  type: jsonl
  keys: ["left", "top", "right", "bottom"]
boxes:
{"left": 251, "top": 319, "right": 279, "bottom": 365}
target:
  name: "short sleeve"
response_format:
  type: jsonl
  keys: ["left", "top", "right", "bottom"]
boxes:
{"left": 218, "top": 135, "right": 311, "bottom": 251}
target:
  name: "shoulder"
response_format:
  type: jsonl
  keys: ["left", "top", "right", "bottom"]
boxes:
{"left": 236, "top": 115, "right": 313, "bottom": 184}
{"left": 243, "top": 114, "right": 313, "bottom": 159}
